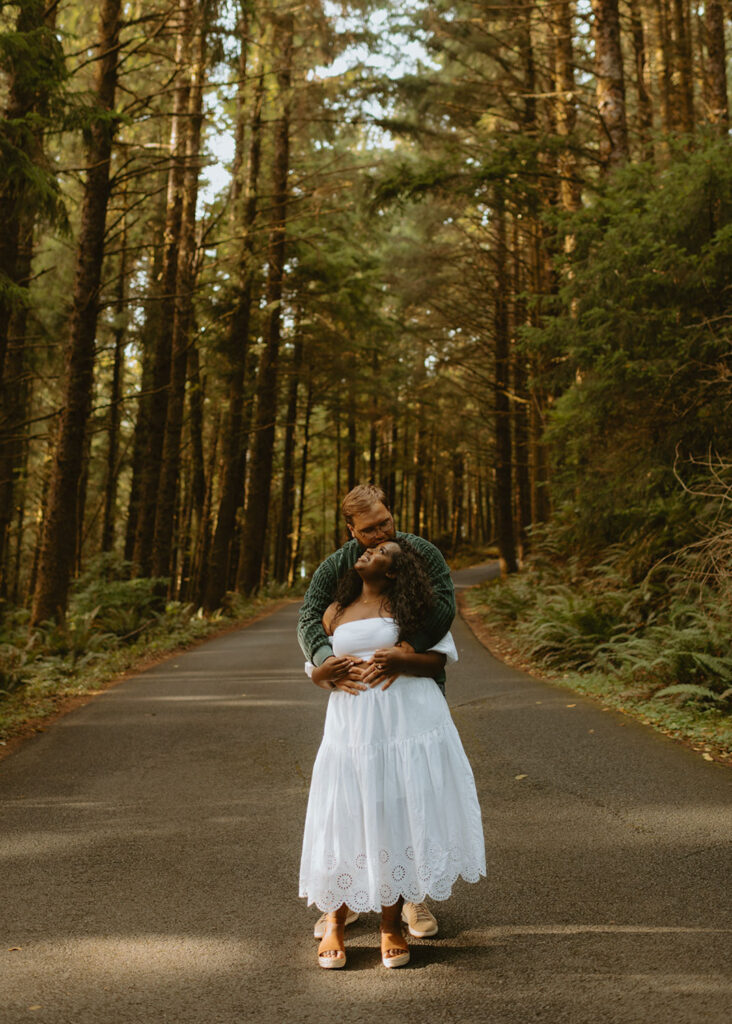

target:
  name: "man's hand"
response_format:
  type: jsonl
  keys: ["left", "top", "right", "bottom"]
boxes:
{"left": 361, "top": 641, "right": 415, "bottom": 691}
{"left": 311, "top": 655, "right": 366, "bottom": 695}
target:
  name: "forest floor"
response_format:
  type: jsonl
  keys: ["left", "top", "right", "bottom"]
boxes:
{"left": 459, "top": 582, "right": 732, "bottom": 768}
{"left": 1, "top": 566, "right": 730, "bottom": 1023}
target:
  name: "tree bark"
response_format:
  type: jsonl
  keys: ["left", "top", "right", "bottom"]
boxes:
{"left": 0, "top": 0, "right": 59, "bottom": 381}
{"left": 0, "top": 207, "right": 33, "bottom": 596}
{"left": 628, "top": 0, "right": 654, "bottom": 159}
{"left": 672, "top": 0, "right": 694, "bottom": 132}
{"left": 291, "top": 374, "right": 313, "bottom": 585}
{"left": 274, "top": 332, "right": 303, "bottom": 582}
{"left": 450, "top": 451, "right": 464, "bottom": 556}
{"left": 412, "top": 417, "right": 426, "bottom": 536}
{"left": 651, "top": 0, "right": 674, "bottom": 132}
{"left": 202, "top": 61, "right": 265, "bottom": 611}
{"left": 704, "top": 0, "right": 728, "bottom": 131}
{"left": 151, "top": 0, "right": 205, "bottom": 583}
{"left": 0, "top": 0, "right": 58, "bottom": 593}
{"left": 124, "top": 223, "right": 164, "bottom": 563}
{"left": 512, "top": 220, "right": 532, "bottom": 561}
{"left": 591, "top": 0, "right": 629, "bottom": 171}
{"left": 552, "top": 0, "right": 582, "bottom": 214}
{"left": 236, "top": 12, "right": 293, "bottom": 595}
{"left": 132, "top": 0, "right": 193, "bottom": 576}
{"left": 31, "top": 0, "right": 122, "bottom": 624}
{"left": 101, "top": 214, "right": 127, "bottom": 553}
{"left": 493, "top": 191, "right": 518, "bottom": 575}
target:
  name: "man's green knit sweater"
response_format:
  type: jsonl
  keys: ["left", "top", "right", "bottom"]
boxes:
{"left": 296, "top": 532, "right": 456, "bottom": 686}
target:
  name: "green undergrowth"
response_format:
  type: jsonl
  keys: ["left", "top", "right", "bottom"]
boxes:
{"left": 0, "top": 558, "right": 299, "bottom": 747}
{"left": 464, "top": 556, "right": 732, "bottom": 762}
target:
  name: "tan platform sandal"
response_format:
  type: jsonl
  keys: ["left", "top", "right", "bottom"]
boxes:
{"left": 380, "top": 926, "right": 410, "bottom": 968}
{"left": 317, "top": 916, "right": 347, "bottom": 969}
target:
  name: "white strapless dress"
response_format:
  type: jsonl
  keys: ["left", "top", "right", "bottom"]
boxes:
{"left": 299, "top": 617, "right": 485, "bottom": 913}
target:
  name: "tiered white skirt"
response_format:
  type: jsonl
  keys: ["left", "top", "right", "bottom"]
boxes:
{"left": 299, "top": 618, "right": 486, "bottom": 913}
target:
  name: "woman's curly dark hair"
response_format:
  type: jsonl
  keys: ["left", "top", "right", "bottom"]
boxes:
{"left": 333, "top": 537, "right": 434, "bottom": 641}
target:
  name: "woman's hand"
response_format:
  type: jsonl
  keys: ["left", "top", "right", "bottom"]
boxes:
{"left": 311, "top": 656, "right": 367, "bottom": 695}
{"left": 362, "top": 642, "right": 415, "bottom": 690}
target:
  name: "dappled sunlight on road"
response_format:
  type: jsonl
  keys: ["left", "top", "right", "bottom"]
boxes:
{"left": 126, "top": 695, "right": 314, "bottom": 707}
{"left": 8, "top": 934, "right": 257, "bottom": 978}
{"left": 463, "top": 924, "right": 732, "bottom": 937}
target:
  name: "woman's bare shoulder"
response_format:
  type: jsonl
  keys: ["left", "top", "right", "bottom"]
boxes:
{"left": 322, "top": 602, "right": 339, "bottom": 635}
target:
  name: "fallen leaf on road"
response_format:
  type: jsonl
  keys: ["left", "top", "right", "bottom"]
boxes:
{"left": 702, "top": 753, "right": 714, "bottom": 761}
{"left": 566, "top": 704, "right": 576, "bottom": 708}
{"left": 29, "top": 1007, "right": 42, "bottom": 1012}
{"left": 8, "top": 946, "right": 22, "bottom": 951}
{"left": 514, "top": 774, "right": 528, "bottom": 780}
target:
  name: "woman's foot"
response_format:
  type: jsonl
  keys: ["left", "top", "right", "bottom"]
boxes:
{"left": 317, "top": 914, "right": 347, "bottom": 969}
{"left": 380, "top": 898, "right": 409, "bottom": 968}
{"left": 380, "top": 925, "right": 410, "bottom": 968}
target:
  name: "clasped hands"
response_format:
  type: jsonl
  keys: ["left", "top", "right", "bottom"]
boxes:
{"left": 314, "top": 642, "right": 414, "bottom": 694}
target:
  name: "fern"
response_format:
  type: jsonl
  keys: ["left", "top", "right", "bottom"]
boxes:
{"left": 654, "top": 684, "right": 727, "bottom": 702}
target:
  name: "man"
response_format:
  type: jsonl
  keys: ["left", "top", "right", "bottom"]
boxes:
{"left": 297, "top": 483, "right": 456, "bottom": 940}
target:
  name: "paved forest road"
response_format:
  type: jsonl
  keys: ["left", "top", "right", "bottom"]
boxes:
{"left": 2, "top": 563, "right": 731, "bottom": 1024}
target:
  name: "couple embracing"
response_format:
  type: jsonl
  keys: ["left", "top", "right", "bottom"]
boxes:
{"left": 297, "top": 484, "right": 486, "bottom": 969}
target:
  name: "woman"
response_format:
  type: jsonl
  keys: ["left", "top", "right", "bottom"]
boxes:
{"left": 299, "top": 537, "right": 485, "bottom": 969}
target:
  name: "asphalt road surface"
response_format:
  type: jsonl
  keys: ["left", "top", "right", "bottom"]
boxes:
{"left": 2, "top": 563, "right": 731, "bottom": 1024}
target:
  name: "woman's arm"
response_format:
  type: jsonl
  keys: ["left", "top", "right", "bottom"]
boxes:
{"left": 365, "top": 645, "right": 447, "bottom": 690}
{"left": 308, "top": 602, "right": 366, "bottom": 695}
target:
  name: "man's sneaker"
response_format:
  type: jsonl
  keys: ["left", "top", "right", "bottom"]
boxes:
{"left": 313, "top": 909, "right": 359, "bottom": 939}
{"left": 401, "top": 901, "right": 438, "bottom": 938}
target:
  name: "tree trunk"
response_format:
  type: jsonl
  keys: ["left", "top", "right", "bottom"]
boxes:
{"left": 672, "top": 0, "right": 694, "bottom": 132}
{"left": 450, "top": 451, "right": 464, "bottom": 556}
{"left": 203, "top": 63, "right": 265, "bottom": 611}
{"left": 274, "top": 332, "right": 302, "bottom": 582}
{"left": 651, "top": 0, "right": 674, "bottom": 132}
{"left": 333, "top": 403, "right": 342, "bottom": 551}
{"left": 152, "top": 4, "right": 206, "bottom": 582}
{"left": 0, "top": 0, "right": 58, "bottom": 593}
{"left": 347, "top": 366, "right": 357, "bottom": 489}
{"left": 628, "top": 0, "right": 654, "bottom": 159}
{"left": 9, "top": 426, "right": 30, "bottom": 604}
{"left": 124, "top": 227, "right": 163, "bottom": 563}
{"left": 704, "top": 0, "right": 728, "bottom": 131}
{"left": 385, "top": 420, "right": 397, "bottom": 512}
{"left": 591, "top": 0, "right": 629, "bottom": 171}
{"left": 0, "top": 0, "right": 58, "bottom": 381}
{"left": 102, "top": 214, "right": 127, "bottom": 553}
{"left": 369, "top": 349, "right": 378, "bottom": 482}
{"left": 132, "top": 0, "right": 193, "bottom": 576}
{"left": 0, "top": 207, "right": 33, "bottom": 596}
{"left": 236, "top": 12, "right": 293, "bottom": 595}
{"left": 493, "top": 191, "right": 518, "bottom": 575}
{"left": 189, "top": 405, "right": 219, "bottom": 606}
{"left": 291, "top": 374, "right": 313, "bottom": 584}
{"left": 31, "top": 0, "right": 122, "bottom": 624}
{"left": 552, "top": 0, "right": 582, "bottom": 214}
{"left": 512, "top": 220, "right": 532, "bottom": 561}
{"left": 187, "top": 335, "right": 206, "bottom": 533}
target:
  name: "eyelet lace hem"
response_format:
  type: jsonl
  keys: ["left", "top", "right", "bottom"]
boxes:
{"left": 299, "top": 842, "right": 486, "bottom": 914}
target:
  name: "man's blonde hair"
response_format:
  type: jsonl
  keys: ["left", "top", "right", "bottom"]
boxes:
{"left": 341, "top": 484, "right": 388, "bottom": 525}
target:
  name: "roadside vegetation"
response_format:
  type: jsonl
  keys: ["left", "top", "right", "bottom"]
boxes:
{"left": 461, "top": 145, "right": 732, "bottom": 763}
{"left": 0, "top": 555, "right": 295, "bottom": 749}
{"left": 464, "top": 524, "right": 732, "bottom": 762}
